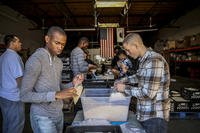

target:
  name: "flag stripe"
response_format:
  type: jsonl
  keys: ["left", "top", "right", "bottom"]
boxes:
{"left": 100, "top": 28, "right": 114, "bottom": 58}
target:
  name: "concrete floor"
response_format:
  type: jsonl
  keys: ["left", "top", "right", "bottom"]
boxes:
{"left": 169, "top": 119, "right": 200, "bottom": 133}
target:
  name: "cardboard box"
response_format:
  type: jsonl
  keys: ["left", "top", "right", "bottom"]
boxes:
{"left": 190, "top": 34, "right": 200, "bottom": 46}
{"left": 167, "top": 41, "right": 176, "bottom": 49}
{"left": 176, "top": 36, "right": 191, "bottom": 49}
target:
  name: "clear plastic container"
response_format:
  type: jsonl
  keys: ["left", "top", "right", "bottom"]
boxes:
{"left": 81, "top": 88, "right": 131, "bottom": 121}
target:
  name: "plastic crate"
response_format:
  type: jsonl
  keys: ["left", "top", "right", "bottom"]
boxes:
{"left": 81, "top": 88, "right": 131, "bottom": 121}
{"left": 83, "top": 79, "right": 114, "bottom": 88}
{"left": 170, "top": 96, "right": 190, "bottom": 112}
{"left": 65, "top": 125, "right": 122, "bottom": 133}
{"left": 181, "top": 87, "right": 200, "bottom": 100}
{"left": 190, "top": 102, "right": 200, "bottom": 112}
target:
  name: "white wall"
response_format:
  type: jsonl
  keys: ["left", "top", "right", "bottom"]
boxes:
{"left": 0, "top": 5, "right": 43, "bottom": 52}
{"left": 158, "top": 7, "right": 200, "bottom": 40}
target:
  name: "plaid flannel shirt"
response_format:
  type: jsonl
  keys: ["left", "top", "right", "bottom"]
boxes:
{"left": 124, "top": 50, "right": 170, "bottom": 122}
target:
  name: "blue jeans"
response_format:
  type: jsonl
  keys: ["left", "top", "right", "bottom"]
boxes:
{"left": 0, "top": 97, "right": 25, "bottom": 133}
{"left": 140, "top": 118, "right": 168, "bottom": 133}
{"left": 30, "top": 112, "right": 63, "bottom": 133}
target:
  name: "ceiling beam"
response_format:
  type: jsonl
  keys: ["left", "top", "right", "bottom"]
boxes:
{"left": 30, "top": 1, "right": 59, "bottom": 27}
{"left": 0, "top": 0, "right": 167, "bottom": 6}
{"left": 35, "top": 13, "right": 174, "bottom": 19}
{"left": 1, "top": 0, "right": 59, "bottom": 27}
{"left": 136, "top": 0, "right": 161, "bottom": 26}
{"left": 54, "top": 0, "right": 78, "bottom": 27}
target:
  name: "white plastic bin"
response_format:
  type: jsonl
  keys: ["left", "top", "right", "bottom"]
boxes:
{"left": 81, "top": 88, "right": 131, "bottom": 121}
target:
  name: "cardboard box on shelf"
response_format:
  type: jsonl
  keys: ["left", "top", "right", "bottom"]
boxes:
{"left": 190, "top": 34, "right": 200, "bottom": 46}
{"left": 166, "top": 41, "right": 176, "bottom": 50}
{"left": 176, "top": 36, "right": 191, "bottom": 49}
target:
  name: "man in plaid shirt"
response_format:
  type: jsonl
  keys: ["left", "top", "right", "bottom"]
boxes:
{"left": 115, "top": 33, "right": 170, "bottom": 133}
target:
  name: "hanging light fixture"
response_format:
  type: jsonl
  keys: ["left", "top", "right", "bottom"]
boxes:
{"left": 98, "top": 22, "right": 119, "bottom": 28}
{"left": 64, "top": 28, "right": 96, "bottom": 31}
{"left": 96, "top": 0, "right": 127, "bottom": 8}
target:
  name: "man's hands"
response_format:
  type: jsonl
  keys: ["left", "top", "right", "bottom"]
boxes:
{"left": 114, "top": 81, "right": 126, "bottom": 92}
{"left": 121, "top": 63, "right": 128, "bottom": 74}
{"left": 111, "top": 68, "right": 119, "bottom": 79}
{"left": 55, "top": 87, "right": 77, "bottom": 100}
{"left": 117, "top": 61, "right": 128, "bottom": 74}
{"left": 88, "top": 64, "right": 97, "bottom": 70}
{"left": 55, "top": 74, "right": 84, "bottom": 100}
{"left": 72, "top": 74, "right": 84, "bottom": 87}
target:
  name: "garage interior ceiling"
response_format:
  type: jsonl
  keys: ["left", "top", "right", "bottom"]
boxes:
{"left": 0, "top": 0, "right": 199, "bottom": 31}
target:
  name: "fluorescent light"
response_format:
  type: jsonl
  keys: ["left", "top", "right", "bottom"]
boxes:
{"left": 98, "top": 22, "right": 119, "bottom": 27}
{"left": 126, "top": 28, "right": 158, "bottom": 33}
{"left": 96, "top": 0, "right": 127, "bottom": 8}
{"left": 64, "top": 28, "right": 96, "bottom": 31}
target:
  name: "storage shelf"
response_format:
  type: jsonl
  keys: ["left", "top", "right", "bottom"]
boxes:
{"left": 165, "top": 46, "right": 200, "bottom": 53}
{"left": 165, "top": 46, "right": 200, "bottom": 79}
{"left": 171, "top": 60, "right": 200, "bottom": 63}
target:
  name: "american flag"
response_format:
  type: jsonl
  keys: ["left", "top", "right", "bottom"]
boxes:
{"left": 100, "top": 28, "right": 114, "bottom": 58}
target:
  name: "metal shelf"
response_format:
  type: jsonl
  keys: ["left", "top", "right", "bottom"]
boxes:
{"left": 165, "top": 46, "right": 200, "bottom": 53}
{"left": 171, "top": 60, "right": 200, "bottom": 63}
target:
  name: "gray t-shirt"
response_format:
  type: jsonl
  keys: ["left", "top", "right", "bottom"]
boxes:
{"left": 20, "top": 48, "right": 72, "bottom": 118}
{"left": 70, "top": 47, "right": 88, "bottom": 76}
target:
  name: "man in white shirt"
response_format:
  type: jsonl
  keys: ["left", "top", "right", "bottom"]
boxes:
{"left": 0, "top": 34, "right": 24, "bottom": 133}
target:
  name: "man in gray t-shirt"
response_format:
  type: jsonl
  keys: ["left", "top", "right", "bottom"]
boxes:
{"left": 70, "top": 37, "right": 96, "bottom": 77}
{"left": 20, "top": 26, "right": 84, "bottom": 133}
